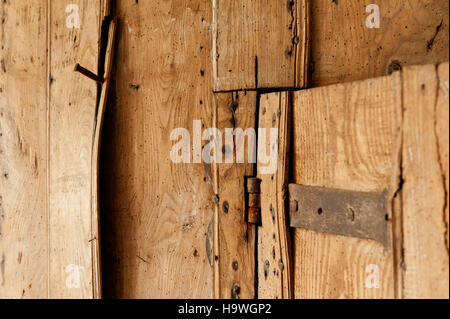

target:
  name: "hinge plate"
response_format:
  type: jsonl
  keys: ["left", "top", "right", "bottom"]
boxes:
{"left": 246, "top": 177, "right": 262, "bottom": 224}
{"left": 288, "top": 184, "right": 389, "bottom": 249}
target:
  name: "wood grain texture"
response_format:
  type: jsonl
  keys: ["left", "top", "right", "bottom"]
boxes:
{"left": 48, "top": 0, "right": 106, "bottom": 299}
{"left": 212, "top": 0, "right": 310, "bottom": 91}
{"left": 310, "top": 0, "right": 449, "bottom": 87}
{"left": 215, "top": 91, "right": 257, "bottom": 299}
{"left": 0, "top": 0, "right": 48, "bottom": 298}
{"left": 0, "top": 0, "right": 106, "bottom": 298}
{"left": 257, "top": 92, "right": 292, "bottom": 299}
{"left": 101, "top": 0, "right": 215, "bottom": 298}
{"left": 291, "top": 73, "right": 403, "bottom": 298}
{"left": 401, "top": 63, "right": 449, "bottom": 299}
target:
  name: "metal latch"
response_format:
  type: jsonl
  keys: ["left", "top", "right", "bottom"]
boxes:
{"left": 246, "top": 177, "right": 261, "bottom": 225}
{"left": 288, "top": 184, "right": 389, "bottom": 249}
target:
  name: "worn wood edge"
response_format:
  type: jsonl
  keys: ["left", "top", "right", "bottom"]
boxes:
{"left": 90, "top": 17, "right": 117, "bottom": 299}
{"left": 391, "top": 72, "right": 404, "bottom": 298}
{"left": 294, "top": 0, "right": 311, "bottom": 89}
{"left": 387, "top": 71, "right": 404, "bottom": 299}
{"left": 211, "top": 0, "right": 219, "bottom": 93}
{"left": 276, "top": 92, "right": 293, "bottom": 298}
{"left": 437, "top": 61, "right": 449, "bottom": 252}
{"left": 101, "top": 0, "right": 110, "bottom": 20}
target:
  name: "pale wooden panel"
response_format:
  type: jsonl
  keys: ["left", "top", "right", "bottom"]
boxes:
{"left": 215, "top": 91, "right": 257, "bottom": 299}
{"left": 0, "top": 0, "right": 48, "bottom": 298}
{"left": 310, "top": 0, "right": 449, "bottom": 86}
{"left": 213, "top": 0, "right": 310, "bottom": 91}
{"left": 0, "top": 0, "right": 105, "bottom": 298}
{"left": 292, "top": 74, "right": 403, "bottom": 298}
{"left": 101, "top": 0, "right": 215, "bottom": 298}
{"left": 258, "top": 92, "right": 292, "bottom": 299}
{"left": 401, "top": 64, "right": 449, "bottom": 299}
{"left": 91, "top": 17, "right": 116, "bottom": 299}
{"left": 48, "top": 0, "right": 105, "bottom": 299}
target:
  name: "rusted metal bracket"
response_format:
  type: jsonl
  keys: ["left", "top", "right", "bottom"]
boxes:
{"left": 288, "top": 184, "right": 389, "bottom": 249}
{"left": 246, "top": 177, "right": 262, "bottom": 224}
{"left": 74, "top": 63, "right": 105, "bottom": 84}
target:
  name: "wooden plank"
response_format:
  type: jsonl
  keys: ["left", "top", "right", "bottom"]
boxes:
{"left": 0, "top": 0, "right": 106, "bottom": 298}
{"left": 291, "top": 73, "right": 403, "bottom": 298}
{"left": 310, "top": 0, "right": 449, "bottom": 87}
{"left": 212, "top": 0, "right": 310, "bottom": 91}
{"left": 0, "top": 0, "right": 48, "bottom": 298}
{"left": 215, "top": 91, "right": 257, "bottom": 299}
{"left": 101, "top": 0, "right": 215, "bottom": 298}
{"left": 401, "top": 63, "right": 449, "bottom": 299}
{"left": 48, "top": 0, "right": 105, "bottom": 299}
{"left": 257, "top": 92, "right": 292, "bottom": 299}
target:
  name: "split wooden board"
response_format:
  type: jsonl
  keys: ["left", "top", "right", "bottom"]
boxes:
{"left": 291, "top": 62, "right": 449, "bottom": 299}
{"left": 0, "top": 0, "right": 108, "bottom": 298}
{"left": 401, "top": 63, "right": 449, "bottom": 298}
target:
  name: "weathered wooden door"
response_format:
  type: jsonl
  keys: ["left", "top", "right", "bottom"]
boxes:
{"left": 255, "top": 63, "right": 449, "bottom": 299}
{"left": 0, "top": 0, "right": 112, "bottom": 299}
{"left": 1, "top": 0, "right": 448, "bottom": 300}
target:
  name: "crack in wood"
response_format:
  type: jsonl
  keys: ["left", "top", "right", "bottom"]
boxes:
{"left": 433, "top": 64, "right": 449, "bottom": 254}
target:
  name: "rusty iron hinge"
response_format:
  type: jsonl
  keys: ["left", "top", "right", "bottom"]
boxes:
{"left": 288, "top": 184, "right": 390, "bottom": 249}
{"left": 246, "top": 177, "right": 261, "bottom": 224}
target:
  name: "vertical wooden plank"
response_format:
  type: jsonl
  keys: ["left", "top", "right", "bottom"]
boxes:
{"left": 0, "top": 0, "right": 48, "bottom": 298}
{"left": 257, "top": 92, "right": 292, "bottom": 299}
{"left": 291, "top": 74, "right": 403, "bottom": 298}
{"left": 215, "top": 91, "right": 257, "bottom": 299}
{"left": 101, "top": 0, "right": 215, "bottom": 298}
{"left": 310, "top": 0, "right": 449, "bottom": 87}
{"left": 213, "top": 0, "right": 310, "bottom": 91}
{"left": 48, "top": 0, "right": 104, "bottom": 298}
{"left": 0, "top": 0, "right": 105, "bottom": 298}
{"left": 401, "top": 63, "right": 449, "bottom": 299}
